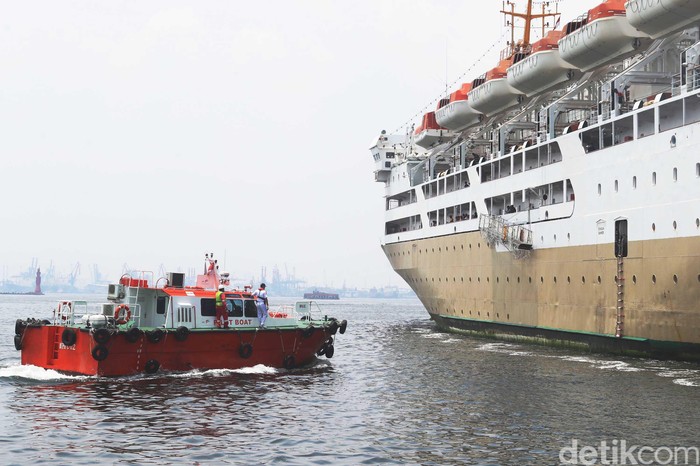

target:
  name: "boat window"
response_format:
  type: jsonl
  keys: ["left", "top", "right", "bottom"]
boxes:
{"left": 601, "top": 123, "right": 613, "bottom": 149}
{"left": 685, "top": 95, "right": 700, "bottom": 125}
{"left": 613, "top": 116, "right": 633, "bottom": 145}
{"left": 659, "top": 100, "right": 683, "bottom": 133}
{"left": 156, "top": 296, "right": 167, "bottom": 315}
{"left": 637, "top": 108, "right": 654, "bottom": 139}
{"left": 201, "top": 298, "right": 216, "bottom": 317}
{"left": 580, "top": 127, "right": 600, "bottom": 153}
{"left": 228, "top": 299, "right": 243, "bottom": 317}
{"left": 244, "top": 300, "right": 258, "bottom": 318}
{"left": 550, "top": 143, "right": 562, "bottom": 164}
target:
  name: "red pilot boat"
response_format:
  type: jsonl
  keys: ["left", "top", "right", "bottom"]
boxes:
{"left": 13, "top": 254, "right": 347, "bottom": 376}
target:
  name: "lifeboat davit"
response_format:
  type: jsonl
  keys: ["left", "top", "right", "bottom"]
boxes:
{"left": 507, "top": 30, "right": 579, "bottom": 97}
{"left": 435, "top": 83, "right": 482, "bottom": 132}
{"left": 414, "top": 112, "right": 453, "bottom": 149}
{"left": 626, "top": 0, "right": 700, "bottom": 39}
{"left": 468, "top": 57, "right": 525, "bottom": 117}
{"left": 558, "top": 0, "right": 650, "bottom": 72}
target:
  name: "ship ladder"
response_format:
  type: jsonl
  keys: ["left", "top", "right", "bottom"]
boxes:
{"left": 615, "top": 255, "right": 625, "bottom": 338}
{"left": 50, "top": 326, "right": 61, "bottom": 363}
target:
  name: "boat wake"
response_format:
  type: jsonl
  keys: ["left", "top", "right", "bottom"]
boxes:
{"left": 476, "top": 343, "right": 700, "bottom": 387}
{"left": 0, "top": 364, "right": 90, "bottom": 382}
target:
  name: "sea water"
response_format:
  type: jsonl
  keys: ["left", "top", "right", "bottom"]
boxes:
{"left": 0, "top": 294, "right": 699, "bottom": 465}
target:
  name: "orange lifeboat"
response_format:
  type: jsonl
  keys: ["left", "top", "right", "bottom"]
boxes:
{"left": 558, "top": 0, "right": 650, "bottom": 72}
{"left": 507, "top": 30, "right": 580, "bottom": 98}
{"left": 414, "top": 112, "right": 452, "bottom": 149}
{"left": 626, "top": 0, "right": 700, "bottom": 39}
{"left": 435, "top": 83, "right": 482, "bottom": 132}
{"left": 468, "top": 56, "right": 525, "bottom": 117}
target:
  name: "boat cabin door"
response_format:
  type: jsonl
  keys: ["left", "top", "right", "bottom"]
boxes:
{"left": 615, "top": 219, "right": 628, "bottom": 258}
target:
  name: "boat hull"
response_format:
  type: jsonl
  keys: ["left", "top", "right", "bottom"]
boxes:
{"left": 381, "top": 231, "right": 700, "bottom": 360}
{"left": 626, "top": 0, "right": 700, "bottom": 39}
{"left": 18, "top": 325, "right": 333, "bottom": 376}
{"left": 559, "top": 16, "right": 649, "bottom": 71}
{"left": 507, "top": 50, "right": 579, "bottom": 97}
{"left": 435, "top": 100, "right": 482, "bottom": 132}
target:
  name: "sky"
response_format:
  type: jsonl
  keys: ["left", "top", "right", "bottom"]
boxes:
{"left": 0, "top": 0, "right": 602, "bottom": 289}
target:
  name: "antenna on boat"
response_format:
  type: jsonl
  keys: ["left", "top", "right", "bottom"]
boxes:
{"left": 501, "top": 0, "right": 560, "bottom": 49}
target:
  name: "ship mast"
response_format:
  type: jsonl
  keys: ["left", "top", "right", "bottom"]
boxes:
{"left": 501, "top": 0, "right": 560, "bottom": 48}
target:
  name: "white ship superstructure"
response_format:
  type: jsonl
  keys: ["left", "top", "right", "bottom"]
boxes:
{"left": 370, "top": 0, "right": 700, "bottom": 359}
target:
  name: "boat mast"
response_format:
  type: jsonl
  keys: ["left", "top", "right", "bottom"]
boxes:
{"left": 501, "top": 0, "right": 560, "bottom": 48}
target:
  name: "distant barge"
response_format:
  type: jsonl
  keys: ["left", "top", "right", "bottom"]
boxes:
{"left": 303, "top": 290, "right": 339, "bottom": 300}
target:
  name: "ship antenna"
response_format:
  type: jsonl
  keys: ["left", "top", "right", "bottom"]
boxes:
{"left": 501, "top": 0, "right": 560, "bottom": 49}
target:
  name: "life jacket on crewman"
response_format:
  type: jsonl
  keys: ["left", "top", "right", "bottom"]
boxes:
{"left": 215, "top": 289, "right": 226, "bottom": 308}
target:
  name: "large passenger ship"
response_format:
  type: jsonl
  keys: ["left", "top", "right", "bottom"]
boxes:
{"left": 370, "top": 0, "right": 700, "bottom": 359}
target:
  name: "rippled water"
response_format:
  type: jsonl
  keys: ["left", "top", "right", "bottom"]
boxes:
{"left": 1, "top": 294, "right": 699, "bottom": 465}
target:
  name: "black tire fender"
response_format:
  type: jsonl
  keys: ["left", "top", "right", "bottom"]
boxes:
{"left": 91, "top": 345, "right": 109, "bottom": 361}
{"left": 124, "top": 327, "right": 142, "bottom": 343}
{"left": 302, "top": 326, "right": 315, "bottom": 339}
{"left": 174, "top": 326, "right": 189, "bottom": 342}
{"left": 325, "top": 344, "right": 335, "bottom": 359}
{"left": 283, "top": 355, "right": 295, "bottom": 370}
{"left": 239, "top": 343, "right": 253, "bottom": 359}
{"left": 61, "top": 328, "right": 77, "bottom": 347}
{"left": 339, "top": 320, "right": 348, "bottom": 334}
{"left": 147, "top": 328, "right": 164, "bottom": 343}
{"left": 14, "top": 334, "right": 22, "bottom": 351}
{"left": 144, "top": 359, "right": 160, "bottom": 374}
{"left": 92, "top": 328, "right": 111, "bottom": 345}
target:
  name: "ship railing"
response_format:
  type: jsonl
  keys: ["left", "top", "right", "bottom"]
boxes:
{"left": 53, "top": 300, "right": 89, "bottom": 326}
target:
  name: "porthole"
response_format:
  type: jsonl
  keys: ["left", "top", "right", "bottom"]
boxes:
{"left": 567, "top": 233, "right": 571, "bottom": 240}
{"left": 673, "top": 221, "right": 677, "bottom": 230}
{"left": 506, "top": 277, "right": 510, "bottom": 283}
{"left": 598, "top": 183, "right": 602, "bottom": 195}
{"left": 469, "top": 244, "right": 472, "bottom": 249}
{"left": 529, "top": 277, "right": 532, "bottom": 284}
{"left": 615, "top": 179, "right": 619, "bottom": 192}
{"left": 597, "top": 276, "right": 601, "bottom": 284}
{"left": 696, "top": 218, "right": 699, "bottom": 228}
{"left": 517, "top": 277, "right": 520, "bottom": 283}
{"left": 432, "top": 248, "right": 435, "bottom": 252}
{"left": 582, "top": 276, "right": 586, "bottom": 284}
{"left": 461, "top": 245, "right": 463, "bottom": 250}
{"left": 507, "top": 314, "right": 510, "bottom": 319}
{"left": 652, "top": 223, "right": 656, "bottom": 232}
{"left": 496, "top": 277, "right": 499, "bottom": 283}
{"left": 469, "top": 277, "right": 472, "bottom": 282}
{"left": 478, "top": 277, "right": 481, "bottom": 283}
{"left": 632, "top": 275, "right": 637, "bottom": 284}
{"left": 486, "top": 277, "right": 490, "bottom": 283}
{"left": 478, "top": 243, "right": 481, "bottom": 248}
{"left": 545, "top": 211, "right": 549, "bottom": 220}
{"left": 633, "top": 176, "right": 637, "bottom": 189}
{"left": 461, "top": 277, "right": 463, "bottom": 282}
{"left": 554, "top": 234, "right": 557, "bottom": 242}
{"left": 567, "top": 276, "right": 571, "bottom": 284}
{"left": 652, "top": 171, "right": 657, "bottom": 186}
{"left": 652, "top": 274, "right": 656, "bottom": 284}
{"left": 540, "top": 276, "right": 544, "bottom": 283}
{"left": 673, "top": 274, "right": 678, "bottom": 284}
{"left": 553, "top": 276, "right": 557, "bottom": 284}
{"left": 673, "top": 167, "right": 678, "bottom": 182}
{"left": 439, "top": 247, "right": 441, "bottom": 252}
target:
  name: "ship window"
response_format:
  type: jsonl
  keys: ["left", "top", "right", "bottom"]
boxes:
{"left": 652, "top": 172, "right": 657, "bottom": 186}
{"left": 637, "top": 108, "right": 654, "bottom": 139}
{"left": 244, "top": 300, "right": 258, "bottom": 318}
{"left": 659, "top": 100, "right": 683, "bottom": 132}
{"left": 615, "top": 180, "right": 618, "bottom": 192}
{"left": 613, "top": 116, "right": 633, "bottom": 145}
{"left": 385, "top": 152, "right": 395, "bottom": 159}
{"left": 581, "top": 127, "right": 600, "bottom": 153}
{"left": 601, "top": 123, "right": 613, "bottom": 149}
{"left": 156, "top": 296, "right": 167, "bottom": 315}
{"left": 696, "top": 163, "right": 700, "bottom": 177}
{"left": 228, "top": 299, "right": 243, "bottom": 317}
{"left": 384, "top": 162, "right": 391, "bottom": 168}
{"left": 598, "top": 184, "right": 601, "bottom": 196}
{"left": 685, "top": 95, "right": 700, "bottom": 124}
{"left": 633, "top": 176, "right": 637, "bottom": 189}
{"left": 673, "top": 167, "right": 678, "bottom": 181}
{"left": 201, "top": 298, "right": 216, "bottom": 317}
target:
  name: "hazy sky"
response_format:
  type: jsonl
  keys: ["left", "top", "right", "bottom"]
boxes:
{"left": 0, "top": 0, "right": 601, "bottom": 288}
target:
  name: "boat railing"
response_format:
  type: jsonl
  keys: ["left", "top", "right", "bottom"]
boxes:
{"left": 53, "top": 300, "right": 89, "bottom": 326}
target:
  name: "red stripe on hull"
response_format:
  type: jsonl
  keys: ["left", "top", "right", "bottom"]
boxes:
{"left": 19, "top": 326, "right": 331, "bottom": 376}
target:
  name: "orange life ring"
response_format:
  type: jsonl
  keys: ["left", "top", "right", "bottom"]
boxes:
{"left": 114, "top": 304, "right": 131, "bottom": 324}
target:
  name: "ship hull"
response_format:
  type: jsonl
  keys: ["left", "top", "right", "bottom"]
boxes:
{"left": 18, "top": 325, "right": 332, "bottom": 376}
{"left": 382, "top": 231, "right": 700, "bottom": 360}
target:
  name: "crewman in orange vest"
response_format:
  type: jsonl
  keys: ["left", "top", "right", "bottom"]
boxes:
{"left": 215, "top": 285, "right": 229, "bottom": 328}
